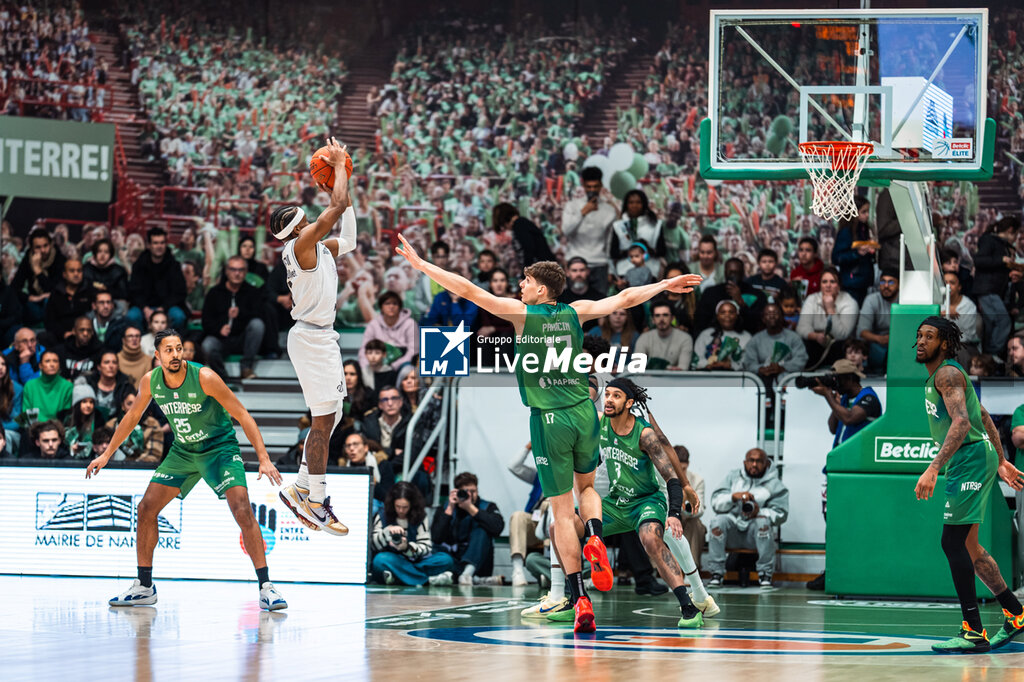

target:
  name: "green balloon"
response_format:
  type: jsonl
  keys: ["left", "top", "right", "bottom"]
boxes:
{"left": 627, "top": 153, "right": 649, "bottom": 179}
{"left": 771, "top": 115, "right": 794, "bottom": 137}
{"left": 765, "top": 134, "right": 785, "bottom": 156}
{"left": 610, "top": 171, "right": 637, "bottom": 200}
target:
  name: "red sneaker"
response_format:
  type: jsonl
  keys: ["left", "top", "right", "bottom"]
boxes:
{"left": 573, "top": 596, "right": 596, "bottom": 634}
{"left": 583, "top": 536, "right": 613, "bottom": 592}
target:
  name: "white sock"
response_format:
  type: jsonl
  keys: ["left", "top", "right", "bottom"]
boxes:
{"left": 512, "top": 555, "right": 525, "bottom": 572}
{"left": 308, "top": 474, "right": 327, "bottom": 504}
{"left": 549, "top": 558, "right": 565, "bottom": 601}
{"left": 296, "top": 459, "right": 309, "bottom": 490}
{"left": 664, "top": 531, "right": 708, "bottom": 603}
{"left": 461, "top": 564, "right": 475, "bottom": 578}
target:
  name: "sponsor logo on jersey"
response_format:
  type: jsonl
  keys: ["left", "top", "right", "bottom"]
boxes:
{"left": 534, "top": 456, "right": 549, "bottom": 466}
{"left": 925, "top": 398, "right": 939, "bottom": 419}
{"left": 874, "top": 437, "right": 939, "bottom": 462}
{"left": 960, "top": 481, "right": 982, "bottom": 492}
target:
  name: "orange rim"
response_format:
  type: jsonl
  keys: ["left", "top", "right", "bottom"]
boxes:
{"left": 799, "top": 141, "right": 873, "bottom": 171}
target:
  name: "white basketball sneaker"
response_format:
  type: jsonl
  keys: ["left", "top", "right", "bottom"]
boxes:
{"left": 693, "top": 594, "right": 720, "bottom": 618}
{"left": 109, "top": 579, "right": 157, "bottom": 606}
{"left": 278, "top": 484, "right": 321, "bottom": 531}
{"left": 521, "top": 594, "right": 569, "bottom": 618}
{"left": 259, "top": 582, "right": 288, "bottom": 611}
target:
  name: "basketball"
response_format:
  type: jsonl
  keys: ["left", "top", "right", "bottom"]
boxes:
{"left": 309, "top": 146, "right": 352, "bottom": 190}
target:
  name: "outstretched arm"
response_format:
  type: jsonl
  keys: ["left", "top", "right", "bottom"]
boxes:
{"left": 915, "top": 365, "right": 970, "bottom": 500}
{"left": 572, "top": 274, "right": 702, "bottom": 324}
{"left": 199, "top": 367, "right": 282, "bottom": 485}
{"left": 295, "top": 136, "right": 351, "bottom": 269}
{"left": 86, "top": 372, "right": 153, "bottom": 477}
{"left": 395, "top": 233, "right": 525, "bottom": 328}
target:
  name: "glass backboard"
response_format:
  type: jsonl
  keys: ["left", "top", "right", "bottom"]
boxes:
{"left": 701, "top": 9, "right": 992, "bottom": 182}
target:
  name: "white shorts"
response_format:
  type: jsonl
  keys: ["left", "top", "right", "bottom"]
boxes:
{"left": 287, "top": 323, "right": 347, "bottom": 417}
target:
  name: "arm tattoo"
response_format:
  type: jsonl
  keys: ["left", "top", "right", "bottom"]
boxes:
{"left": 640, "top": 428, "right": 677, "bottom": 483}
{"left": 980, "top": 407, "right": 1007, "bottom": 462}
{"left": 974, "top": 548, "right": 1009, "bottom": 594}
{"left": 930, "top": 366, "right": 970, "bottom": 472}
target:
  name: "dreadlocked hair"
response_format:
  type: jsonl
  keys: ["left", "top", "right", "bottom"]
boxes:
{"left": 610, "top": 377, "right": 651, "bottom": 413}
{"left": 918, "top": 315, "right": 963, "bottom": 359}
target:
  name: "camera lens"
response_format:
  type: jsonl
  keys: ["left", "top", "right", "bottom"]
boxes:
{"left": 741, "top": 501, "right": 754, "bottom": 514}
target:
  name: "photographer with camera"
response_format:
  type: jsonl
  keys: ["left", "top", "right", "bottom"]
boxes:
{"left": 706, "top": 448, "right": 789, "bottom": 588}
{"left": 800, "top": 358, "right": 881, "bottom": 590}
{"left": 371, "top": 482, "right": 455, "bottom": 586}
{"left": 431, "top": 471, "right": 505, "bottom": 586}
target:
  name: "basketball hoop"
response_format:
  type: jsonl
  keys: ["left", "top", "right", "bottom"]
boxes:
{"left": 798, "top": 141, "right": 874, "bottom": 222}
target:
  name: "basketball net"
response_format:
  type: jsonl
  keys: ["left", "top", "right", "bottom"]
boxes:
{"left": 798, "top": 141, "right": 874, "bottom": 222}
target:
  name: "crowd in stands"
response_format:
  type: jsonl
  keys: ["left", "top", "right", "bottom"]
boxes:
{"left": 0, "top": 1, "right": 107, "bottom": 121}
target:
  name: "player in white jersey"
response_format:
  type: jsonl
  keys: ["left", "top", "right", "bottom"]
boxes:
{"left": 271, "top": 137, "right": 355, "bottom": 535}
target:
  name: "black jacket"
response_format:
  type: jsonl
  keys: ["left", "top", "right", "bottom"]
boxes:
{"left": 128, "top": 251, "right": 187, "bottom": 310}
{"left": 57, "top": 335, "right": 104, "bottom": 380}
{"left": 430, "top": 498, "right": 505, "bottom": 550}
{"left": 84, "top": 261, "right": 129, "bottom": 301}
{"left": 361, "top": 410, "right": 411, "bottom": 465}
{"left": 511, "top": 217, "right": 556, "bottom": 267}
{"left": 45, "top": 281, "right": 94, "bottom": 341}
{"left": 973, "top": 232, "right": 1014, "bottom": 297}
{"left": 81, "top": 369, "right": 136, "bottom": 420}
{"left": 11, "top": 250, "right": 66, "bottom": 298}
{"left": 694, "top": 281, "right": 767, "bottom": 334}
{"left": 202, "top": 281, "right": 263, "bottom": 338}
{"left": 0, "top": 279, "right": 23, "bottom": 338}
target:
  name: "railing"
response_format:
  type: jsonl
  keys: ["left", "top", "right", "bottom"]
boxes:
{"left": 402, "top": 379, "right": 451, "bottom": 507}
{"left": 4, "top": 77, "right": 113, "bottom": 120}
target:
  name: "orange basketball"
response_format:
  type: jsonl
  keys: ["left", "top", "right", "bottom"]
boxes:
{"left": 309, "top": 146, "right": 353, "bottom": 190}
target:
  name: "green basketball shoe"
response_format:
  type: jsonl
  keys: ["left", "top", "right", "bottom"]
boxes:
{"left": 677, "top": 606, "right": 704, "bottom": 629}
{"left": 545, "top": 599, "right": 576, "bottom": 622}
{"left": 931, "top": 622, "right": 990, "bottom": 654}
{"left": 990, "top": 609, "right": 1024, "bottom": 650}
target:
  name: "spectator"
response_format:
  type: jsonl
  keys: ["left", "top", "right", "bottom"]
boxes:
{"left": 105, "top": 390, "right": 163, "bottom": 463}
{"left": 474, "top": 268, "right": 517, "bottom": 364}
{"left": 362, "top": 385, "right": 411, "bottom": 466}
{"left": 613, "top": 243, "right": 657, "bottom": 289}
{"left": 610, "top": 189, "right": 666, "bottom": 273}
{"left": 843, "top": 338, "right": 869, "bottom": 374}
{"left": 126, "top": 227, "right": 188, "bottom": 331}
{"left": 58, "top": 316, "right": 103, "bottom": 380}
{"left": 0, "top": 354, "right": 23, "bottom": 452}
{"left": 89, "top": 425, "right": 128, "bottom": 463}
{"left": 940, "top": 248, "right": 974, "bottom": 298}
{"left": 360, "top": 339, "right": 398, "bottom": 394}
{"left": 856, "top": 269, "right": 900, "bottom": 373}
{"left": 743, "top": 303, "right": 809, "bottom": 381}
{"left": 1008, "top": 332, "right": 1024, "bottom": 378}
{"left": 561, "top": 166, "right": 618, "bottom": 295}
{"left": 790, "top": 237, "right": 824, "bottom": 299}
{"left": 5, "top": 328, "right": 45, "bottom": 385}
{"left": 973, "top": 216, "right": 1021, "bottom": 358}
{"left": 694, "top": 257, "right": 767, "bottom": 333}
{"left": 874, "top": 188, "right": 903, "bottom": 273}
{"left": 634, "top": 300, "right": 693, "bottom": 370}
{"left": 11, "top": 229, "right": 66, "bottom": 325}
{"left": 431, "top": 471, "right": 505, "bottom": 585}
{"left": 693, "top": 300, "right": 751, "bottom": 370}
{"left": 45, "top": 259, "right": 94, "bottom": 343}
{"left": 0, "top": 277, "right": 24, "bottom": 347}
{"left": 344, "top": 359, "right": 375, "bottom": 420}
{"left": 746, "top": 248, "right": 788, "bottom": 302}
{"left": 831, "top": 195, "right": 876, "bottom": 305}
{"left": 472, "top": 250, "right": 498, "bottom": 289}
{"left": 412, "top": 241, "right": 451, "bottom": 318}
{"left": 140, "top": 310, "right": 168, "bottom": 357}
{"left": 182, "top": 262, "right": 206, "bottom": 315}
{"left": 493, "top": 202, "right": 556, "bottom": 268}
{"left": 969, "top": 353, "right": 997, "bottom": 378}
{"left": 64, "top": 384, "right": 99, "bottom": 459}
{"left": 658, "top": 263, "right": 698, "bottom": 332}
{"left": 27, "top": 420, "right": 69, "bottom": 460}
{"left": 689, "top": 235, "right": 724, "bottom": 295}
{"left": 557, "top": 257, "right": 603, "bottom": 330}
{"left": 506, "top": 442, "right": 546, "bottom": 586}
{"left": 706, "top": 448, "right": 789, "bottom": 588}
{"left": 78, "top": 351, "right": 134, "bottom": 422}
{"left": 588, "top": 308, "right": 639, "bottom": 354}
{"left": 182, "top": 339, "right": 198, "bottom": 362}
{"left": 237, "top": 236, "right": 269, "bottom": 284}
{"left": 83, "top": 238, "right": 129, "bottom": 308}
{"left": 0, "top": 424, "right": 10, "bottom": 458}
{"left": 360, "top": 291, "right": 418, "bottom": 371}
{"left": 87, "top": 290, "right": 127, "bottom": 351}
{"left": 22, "top": 350, "right": 73, "bottom": 426}
{"left": 117, "top": 326, "right": 151, "bottom": 387}
{"left": 337, "top": 433, "right": 395, "bottom": 502}
{"left": 778, "top": 288, "right": 801, "bottom": 332}
{"left": 371, "top": 482, "right": 455, "bottom": 586}
{"left": 201, "top": 256, "right": 266, "bottom": 381}
{"left": 421, "top": 290, "right": 479, "bottom": 328}
{"left": 675, "top": 445, "right": 706, "bottom": 571}
{"left": 798, "top": 266, "right": 860, "bottom": 369}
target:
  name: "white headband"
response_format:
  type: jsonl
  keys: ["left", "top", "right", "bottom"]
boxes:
{"left": 274, "top": 209, "right": 305, "bottom": 240}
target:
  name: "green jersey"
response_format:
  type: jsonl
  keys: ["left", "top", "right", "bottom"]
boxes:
{"left": 600, "top": 414, "right": 660, "bottom": 503}
{"left": 150, "top": 362, "right": 236, "bottom": 453}
{"left": 924, "top": 360, "right": 987, "bottom": 447}
{"left": 515, "top": 302, "right": 588, "bottom": 410}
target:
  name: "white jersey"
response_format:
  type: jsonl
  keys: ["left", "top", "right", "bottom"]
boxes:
{"left": 282, "top": 239, "right": 337, "bottom": 328}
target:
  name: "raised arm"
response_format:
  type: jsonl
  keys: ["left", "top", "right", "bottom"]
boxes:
{"left": 198, "top": 367, "right": 282, "bottom": 485}
{"left": 86, "top": 372, "right": 153, "bottom": 477}
{"left": 571, "top": 273, "right": 702, "bottom": 324}
{"left": 295, "top": 136, "right": 350, "bottom": 269}
{"left": 325, "top": 205, "right": 358, "bottom": 258}
{"left": 395, "top": 234, "right": 525, "bottom": 328}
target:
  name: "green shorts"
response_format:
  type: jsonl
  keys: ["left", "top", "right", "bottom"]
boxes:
{"left": 601, "top": 492, "right": 667, "bottom": 537}
{"left": 151, "top": 439, "right": 247, "bottom": 500}
{"left": 943, "top": 439, "right": 997, "bottom": 525}
{"left": 529, "top": 399, "right": 600, "bottom": 497}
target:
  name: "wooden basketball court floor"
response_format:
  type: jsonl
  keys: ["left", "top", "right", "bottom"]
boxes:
{"left": 5, "top": 575, "right": 1024, "bottom": 681}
